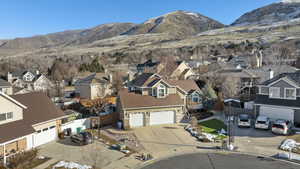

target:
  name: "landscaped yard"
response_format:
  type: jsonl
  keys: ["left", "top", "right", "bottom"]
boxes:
{"left": 199, "top": 119, "right": 227, "bottom": 139}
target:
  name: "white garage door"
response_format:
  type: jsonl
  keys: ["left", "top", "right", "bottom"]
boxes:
{"left": 129, "top": 113, "right": 144, "bottom": 128}
{"left": 260, "top": 106, "right": 294, "bottom": 122}
{"left": 150, "top": 111, "right": 175, "bottom": 125}
{"left": 34, "top": 126, "right": 57, "bottom": 147}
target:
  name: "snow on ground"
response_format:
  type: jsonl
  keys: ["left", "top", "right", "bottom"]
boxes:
{"left": 52, "top": 161, "right": 92, "bottom": 169}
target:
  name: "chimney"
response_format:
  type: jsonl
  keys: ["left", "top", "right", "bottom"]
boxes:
{"left": 269, "top": 69, "right": 274, "bottom": 79}
{"left": 7, "top": 72, "right": 13, "bottom": 83}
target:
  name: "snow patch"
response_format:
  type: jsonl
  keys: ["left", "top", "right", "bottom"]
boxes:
{"left": 184, "top": 12, "right": 199, "bottom": 18}
{"left": 282, "top": 0, "right": 300, "bottom": 3}
{"left": 53, "top": 161, "right": 92, "bottom": 169}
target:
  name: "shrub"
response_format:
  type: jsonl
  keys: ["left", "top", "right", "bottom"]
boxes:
{"left": 8, "top": 149, "right": 38, "bottom": 169}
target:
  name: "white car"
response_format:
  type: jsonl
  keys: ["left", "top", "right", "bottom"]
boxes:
{"left": 271, "top": 119, "right": 292, "bottom": 135}
{"left": 255, "top": 116, "right": 270, "bottom": 130}
{"left": 238, "top": 114, "right": 251, "bottom": 127}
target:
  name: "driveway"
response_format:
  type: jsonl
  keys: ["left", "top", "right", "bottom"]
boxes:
{"left": 232, "top": 124, "right": 286, "bottom": 156}
{"left": 38, "top": 138, "right": 125, "bottom": 168}
{"left": 133, "top": 124, "right": 202, "bottom": 157}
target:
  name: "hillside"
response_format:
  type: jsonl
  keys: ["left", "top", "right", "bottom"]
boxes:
{"left": 124, "top": 11, "right": 224, "bottom": 37}
{"left": 232, "top": 1, "right": 300, "bottom": 26}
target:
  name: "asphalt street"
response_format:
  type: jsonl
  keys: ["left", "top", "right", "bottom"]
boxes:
{"left": 141, "top": 153, "right": 299, "bottom": 169}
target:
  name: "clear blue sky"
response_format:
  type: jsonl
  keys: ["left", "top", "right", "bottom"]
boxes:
{"left": 1, "top": 0, "right": 279, "bottom": 39}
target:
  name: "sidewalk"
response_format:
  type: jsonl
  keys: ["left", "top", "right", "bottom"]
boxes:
{"left": 33, "top": 158, "right": 57, "bottom": 169}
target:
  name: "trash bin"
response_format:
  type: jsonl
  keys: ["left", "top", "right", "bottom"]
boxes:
{"left": 117, "top": 121, "right": 123, "bottom": 129}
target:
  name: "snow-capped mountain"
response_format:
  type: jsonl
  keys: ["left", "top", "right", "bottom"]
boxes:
{"left": 123, "top": 10, "right": 224, "bottom": 37}
{"left": 232, "top": 1, "right": 300, "bottom": 26}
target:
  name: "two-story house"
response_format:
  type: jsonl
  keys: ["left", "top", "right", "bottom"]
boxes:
{"left": 0, "top": 79, "right": 13, "bottom": 95}
{"left": 0, "top": 92, "right": 65, "bottom": 164}
{"left": 255, "top": 71, "right": 300, "bottom": 127}
{"left": 118, "top": 73, "right": 202, "bottom": 129}
{"left": 75, "top": 73, "right": 112, "bottom": 100}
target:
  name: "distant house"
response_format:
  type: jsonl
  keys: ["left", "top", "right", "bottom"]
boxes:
{"left": 75, "top": 73, "right": 112, "bottom": 100}
{"left": 255, "top": 71, "right": 300, "bottom": 127}
{"left": 7, "top": 70, "right": 53, "bottom": 93}
{"left": 0, "top": 92, "right": 65, "bottom": 164}
{"left": 136, "top": 59, "right": 160, "bottom": 73}
{"left": 0, "top": 79, "right": 13, "bottom": 95}
{"left": 118, "top": 73, "right": 203, "bottom": 129}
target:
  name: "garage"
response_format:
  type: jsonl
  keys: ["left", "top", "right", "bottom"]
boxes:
{"left": 260, "top": 106, "right": 294, "bottom": 122}
{"left": 34, "top": 126, "right": 57, "bottom": 147}
{"left": 129, "top": 113, "right": 144, "bottom": 128}
{"left": 150, "top": 111, "right": 175, "bottom": 125}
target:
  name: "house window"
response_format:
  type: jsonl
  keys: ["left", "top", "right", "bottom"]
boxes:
{"left": 285, "top": 88, "right": 296, "bottom": 99}
{"left": 152, "top": 88, "right": 157, "bottom": 96}
{"left": 191, "top": 93, "right": 200, "bottom": 102}
{"left": 0, "top": 113, "right": 6, "bottom": 121}
{"left": 269, "top": 87, "right": 280, "bottom": 98}
{"left": 6, "top": 112, "right": 13, "bottom": 119}
{"left": 158, "top": 84, "right": 166, "bottom": 97}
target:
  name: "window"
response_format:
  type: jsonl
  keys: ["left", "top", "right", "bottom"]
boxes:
{"left": 42, "top": 128, "right": 48, "bottom": 132}
{"left": 6, "top": 112, "right": 13, "bottom": 119}
{"left": 285, "top": 88, "right": 296, "bottom": 99}
{"left": 191, "top": 93, "right": 200, "bottom": 102}
{"left": 37, "top": 130, "right": 41, "bottom": 133}
{"left": 269, "top": 87, "right": 280, "bottom": 98}
{"left": 49, "top": 126, "right": 56, "bottom": 129}
{"left": 152, "top": 88, "right": 157, "bottom": 96}
{"left": 0, "top": 113, "right": 6, "bottom": 121}
{"left": 158, "top": 84, "right": 166, "bottom": 97}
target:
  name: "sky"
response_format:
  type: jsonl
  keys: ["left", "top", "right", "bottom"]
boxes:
{"left": 0, "top": 0, "right": 279, "bottom": 39}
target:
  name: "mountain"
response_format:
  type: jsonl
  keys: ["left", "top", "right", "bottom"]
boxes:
{"left": 232, "top": 1, "right": 300, "bottom": 26}
{"left": 0, "top": 23, "right": 135, "bottom": 51}
{"left": 123, "top": 11, "right": 225, "bottom": 37}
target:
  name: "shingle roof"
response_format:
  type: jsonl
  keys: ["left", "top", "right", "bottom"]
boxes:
{"left": 0, "top": 78, "right": 11, "bottom": 87}
{"left": 166, "top": 80, "right": 200, "bottom": 93}
{"left": 76, "top": 73, "right": 109, "bottom": 85}
{"left": 130, "top": 73, "right": 155, "bottom": 86}
{"left": 119, "top": 89, "right": 184, "bottom": 109}
{"left": 0, "top": 92, "right": 65, "bottom": 144}
{"left": 261, "top": 70, "right": 300, "bottom": 86}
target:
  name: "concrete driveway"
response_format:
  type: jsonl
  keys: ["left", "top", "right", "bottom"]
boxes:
{"left": 233, "top": 124, "right": 286, "bottom": 156}
{"left": 133, "top": 124, "right": 202, "bottom": 157}
{"left": 38, "top": 138, "right": 125, "bottom": 168}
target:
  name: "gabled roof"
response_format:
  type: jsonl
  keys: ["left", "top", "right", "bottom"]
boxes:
{"left": 0, "top": 92, "right": 27, "bottom": 109}
{"left": 76, "top": 73, "right": 109, "bottom": 85}
{"left": 119, "top": 89, "right": 184, "bottom": 109}
{"left": 261, "top": 70, "right": 300, "bottom": 86}
{"left": 0, "top": 92, "right": 65, "bottom": 144}
{"left": 0, "top": 78, "right": 11, "bottom": 87}
{"left": 166, "top": 80, "right": 200, "bottom": 93}
{"left": 130, "top": 73, "right": 156, "bottom": 87}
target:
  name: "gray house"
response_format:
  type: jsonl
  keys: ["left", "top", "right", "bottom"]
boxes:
{"left": 255, "top": 71, "right": 300, "bottom": 127}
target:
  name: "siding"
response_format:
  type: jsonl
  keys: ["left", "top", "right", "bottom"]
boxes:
{"left": 255, "top": 95, "right": 300, "bottom": 108}
{"left": 271, "top": 80, "right": 295, "bottom": 98}
{"left": 260, "top": 87, "right": 269, "bottom": 95}
{"left": 0, "top": 95, "right": 23, "bottom": 125}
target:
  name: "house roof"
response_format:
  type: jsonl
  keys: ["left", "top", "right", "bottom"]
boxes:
{"left": 11, "top": 92, "right": 65, "bottom": 125}
{"left": 260, "top": 70, "right": 300, "bottom": 86}
{"left": 247, "top": 65, "right": 298, "bottom": 83}
{"left": 0, "top": 78, "right": 11, "bottom": 87}
{"left": 158, "top": 61, "right": 180, "bottom": 77}
{"left": 119, "top": 89, "right": 184, "bottom": 109}
{"left": 137, "top": 59, "right": 159, "bottom": 68}
{"left": 76, "top": 73, "right": 109, "bottom": 85}
{"left": 166, "top": 80, "right": 200, "bottom": 93}
{"left": 130, "top": 73, "right": 155, "bottom": 87}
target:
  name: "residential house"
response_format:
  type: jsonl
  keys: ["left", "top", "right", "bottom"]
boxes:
{"left": 118, "top": 73, "right": 203, "bottom": 129}
{"left": 7, "top": 70, "right": 53, "bottom": 93}
{"left": 0, "top": 92, "right": 65, "bottom": 164}
{"left": 75, "top": 73, "right": 112, "bottom": 100}
{"left": 255, "top": 71, "right": 300, "bottom": 127}
{"left": 136, "top": 59, "right": 159, "bottom": 73}
{"left": 0, "top": 79, "right": 13, "bottom": 95}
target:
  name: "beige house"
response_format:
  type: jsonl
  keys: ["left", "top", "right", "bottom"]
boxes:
{"left": 118, "top": 73, "right": 202, "bottom": 129}
{"left": 0, "top": 92, "right": 65, "bottom": 164}
{"left": 0, "top": 79, "right": 13, "bottom": 95}
{"left": 75, "top": 73, "right": 112, "bottom": 100}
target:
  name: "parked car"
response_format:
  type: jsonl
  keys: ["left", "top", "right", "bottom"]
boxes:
{"left": 255, "top": 116, "right": 270, "bottom": 130}
{"left": 271, "top": 119, "right": 292, "bottom": 135}
{"left": 71, "top": 131, "right": 93, "bottom": 145}
{"left": 238, "top": 114, "right": 251, "bottom": 128}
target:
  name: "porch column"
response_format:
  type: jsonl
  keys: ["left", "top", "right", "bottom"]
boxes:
{"left": 3, "top": 144, "right": 6, "bottom": 166}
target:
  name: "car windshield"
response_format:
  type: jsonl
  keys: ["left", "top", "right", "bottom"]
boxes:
{"left": 272, "top": 124, "right": 284, "bottom": 129}
{"left": 239, "top": 115, "right": 249, "bottom": 121}
{"left": 257, "top": 121, "right": 266, "bottom": 124}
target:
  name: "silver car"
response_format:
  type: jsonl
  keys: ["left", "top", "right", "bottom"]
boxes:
{"left": 238, "top": 114, "right": 251, "bottom": 128}
{"left": 255, "top": 116, "right": 270, "bottom": 130}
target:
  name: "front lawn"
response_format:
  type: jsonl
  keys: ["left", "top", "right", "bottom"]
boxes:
{"left": 199, "top": 119, "right": 227, "bottom": 140}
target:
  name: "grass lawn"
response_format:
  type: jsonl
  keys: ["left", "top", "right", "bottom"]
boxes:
{"left": 199, "top": 119, "right": 227, "bottom": 140}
